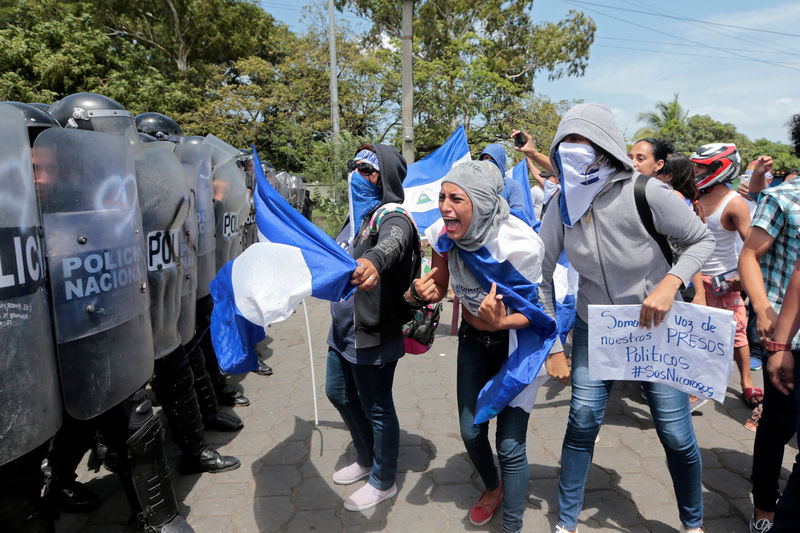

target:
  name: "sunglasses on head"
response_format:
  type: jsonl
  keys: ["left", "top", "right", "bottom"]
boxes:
{"left": 355, "top": 162, "right": 377, "bottom": 175}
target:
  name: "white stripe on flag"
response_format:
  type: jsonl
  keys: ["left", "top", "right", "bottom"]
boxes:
{"left": 231, "top": 242, "right": 312, "bottom": 326}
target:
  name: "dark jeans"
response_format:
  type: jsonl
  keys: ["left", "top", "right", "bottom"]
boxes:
{"left": 325, "top": 348, "right": 399, "bottom": 490}
{"left": 557, "top": 317, "right": 703, "bottom": 530}
{"left": 457, "top": 322, "right": 530, "bottom": 533}
{"left": 751, "top": 350, "right": 797, "bottom": 512}
{"left": 771, "top": 350, "right": 800, "bottom": 532}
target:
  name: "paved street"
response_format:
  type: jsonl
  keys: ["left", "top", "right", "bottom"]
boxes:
{"left": 56, "top": 297, "right": 796, "bottom": 532}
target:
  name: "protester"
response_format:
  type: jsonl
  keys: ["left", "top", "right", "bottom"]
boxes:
{"left": 537, "top": 103, "right": 714, "bottom": 533}
{"left": 690, "top": 144, "right": 757, "bottom": 406}
{"left": 324, "top": 144, "right": 420, "bottom": 511}
{"left": 629, "top": 138, "right": 673, "bottom": 178}
{"left": 410, "top": 159, "right": 556, "bottom": 533}
{"left": 762, "top": 260, "right": 800, "bottom": 532}
{"left": 739, "top": 113, "right": 800, "bottom": 533}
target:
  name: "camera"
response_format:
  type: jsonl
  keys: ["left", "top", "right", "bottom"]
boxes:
{"left": 513, "top": 131, "right": 526, "bottom": 148}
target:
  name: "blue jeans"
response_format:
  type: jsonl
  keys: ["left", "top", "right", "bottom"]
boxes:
{"left": 457, "top": 323, "right": 530, "bottom": 533}
{"left": 325, "top": 348, "right": 399, "bottom": 490}
{"left": 557, "top": 317, "right": 703, "bottom": 530}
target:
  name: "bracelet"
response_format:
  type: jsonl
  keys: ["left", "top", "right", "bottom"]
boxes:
{"left": 403, "top": 289, "right": 426, "bottom": 308}
{"left": 409, "top": 282, "right": 429, "bottom": 305}
{"left": 764, "top": 338, "right": 792, "bottom": 352}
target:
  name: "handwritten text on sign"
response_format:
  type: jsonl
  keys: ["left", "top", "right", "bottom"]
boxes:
{"left": 587, "top": 302, "right": 735, "bottom": 403}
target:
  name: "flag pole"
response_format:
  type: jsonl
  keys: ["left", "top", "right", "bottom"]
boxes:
{"left": 302, "top": 299, "right": 319, "bottom": 426}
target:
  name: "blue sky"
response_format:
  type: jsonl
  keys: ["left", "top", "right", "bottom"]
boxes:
{"left": 261, "top": 0, "right": 800, "bottom": 144}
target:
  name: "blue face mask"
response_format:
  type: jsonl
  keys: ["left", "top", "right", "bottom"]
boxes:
{"left": 348, "top": 170, "right": 382, "bottom": 231}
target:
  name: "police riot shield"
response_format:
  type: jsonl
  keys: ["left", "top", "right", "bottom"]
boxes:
{"left": 241, "top": 190, "right": 257, "bottom": 250}
{"left": 133, "top": 142, "right": 190, "bottom": 359}
{"left": 176, "top": 161, "right": 198, "bottom": 345}
{"left": 175, "top": 141, "right": 215, "bottom": 298}
{"left": 0, "top": 104, "right": 61, "bottom": 466}
{"left": 34, "top": 128, "right": 154, "bottom": 420}
{"left": 212, "top": 160, "right": 249, "bottom": 271}
{"left": 202, "top": 134, "right": 239, "bottom": 168}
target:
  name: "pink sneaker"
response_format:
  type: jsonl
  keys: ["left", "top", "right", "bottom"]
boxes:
{"left": 332, "top": 462, "right": 371, "bottom": 485}
{"left": 343, "top": 482, "right": 397, "bottom": 511}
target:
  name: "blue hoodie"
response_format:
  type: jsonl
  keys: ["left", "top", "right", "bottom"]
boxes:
{"left": 480, "top": 143, "right": 528, "bottom": 220}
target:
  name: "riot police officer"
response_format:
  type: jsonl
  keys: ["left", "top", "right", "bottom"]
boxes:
{"left": 43, "top": 93, "right": 193, "bottom": 532}
{"left": 0, "top": 103, "right": 62, "bottom": 532}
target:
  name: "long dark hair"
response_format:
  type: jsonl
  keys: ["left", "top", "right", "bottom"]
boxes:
{"left": 664, "top": 152, "right": 704, "bottom": 221}
{"left": 635, "top": 138, "right": 675, "bottom": 176}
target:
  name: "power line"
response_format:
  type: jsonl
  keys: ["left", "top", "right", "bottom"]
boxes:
{"left": 597, "top": 36, "right": 800, "bottom": 58}
{"left": 563, "top": 0, "right": 800, "bottom": 72}
{"left": 567, "top": 0, "right": 800, "bottom": 38}
{"left": 595, "top": 44, "right": 800, "bottom": 64}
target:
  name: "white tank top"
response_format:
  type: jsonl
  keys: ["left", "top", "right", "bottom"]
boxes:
{"left": 702, "top": 190, "right": 741, "bottom": 277}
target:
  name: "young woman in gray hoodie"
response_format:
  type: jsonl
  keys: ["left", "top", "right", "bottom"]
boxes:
{"left": 538, "top": 103, "right": 715, "bottom": 533}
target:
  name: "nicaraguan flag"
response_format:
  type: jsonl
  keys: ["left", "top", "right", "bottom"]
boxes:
{"left": 425, "top": 217, "right": 558, "bottom": 424}
{"left": 210, "top": 149, "right": 357, "bottom": 373}
{"left": 552, "top": 251, "right": 579, "bottom": 343}
{"left": 402, "top": 126, "right": 472, "bottom": 234}
{"left": 510, "top": 159, "right": 536, "bottom": 227}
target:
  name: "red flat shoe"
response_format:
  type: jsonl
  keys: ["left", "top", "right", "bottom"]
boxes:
{"left": 743, "top": 387, "right": 764, "bottom": 408}
{"left": 469, "top": 484, "right": 502, "bottom": 526}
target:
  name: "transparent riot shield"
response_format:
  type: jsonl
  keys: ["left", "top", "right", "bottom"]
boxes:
{"left": 34, "top": 128, "right": 154, "bottom": 420}
{"left": 202, "top": 134, "right": 240, "bottom": 168}
{"left": 0, "top": 104, "right": 61, "bottom": 465}
{"left": 133, "top": 142, "right": 190, "bottom": 358}
{"left": 176, "top": 141, "right": 215, "bottom": 298}
{"left": 212, "top": 160, "right": 249, "bottom": 271}
{"left": 176, "top": 162, "right": 198, "bottom": 345}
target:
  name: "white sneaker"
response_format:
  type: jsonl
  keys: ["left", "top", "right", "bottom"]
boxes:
{"left": 680, "top": 526, "right": 704, "bottom": 533}
{"left": 332, "top": 462, "right": 371, "bottom": 485}
{"left": 750, "top": 513, "right": 773, "bottom": 533}
{"left": 555, "top": 525, "right": 577, "bottom": 533}
{"left": 343, "top": 482, "right": 397, "bottom": 511}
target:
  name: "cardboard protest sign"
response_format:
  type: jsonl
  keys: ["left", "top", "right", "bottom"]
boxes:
{"left": 587, "top": 302, "right": 735, "bottom": 403}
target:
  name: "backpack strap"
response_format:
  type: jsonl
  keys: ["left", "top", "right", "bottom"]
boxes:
{"left": 634, "top": 174, "right": 673, "bottom": 265}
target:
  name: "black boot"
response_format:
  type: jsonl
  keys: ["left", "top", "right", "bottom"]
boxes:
{"left": 253, "top": 358, "right": 273, "bottom": 376}
{"left": 179, "top": 448, "right": 240, "bottom": 475}
{"left": 195, "top": 320, "right": 250, "bottom": 408}
{"left": 152, "top": 350, "right": 242, "bottom": 472}
{"left": 188, "top": 346, "right": 244, "bottom": 431}
{"left": 44, "top": 479, "right": 102, "bottom": 513}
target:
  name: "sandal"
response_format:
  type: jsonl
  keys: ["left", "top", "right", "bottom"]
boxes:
{"left": 743, "top": 387, "right": 764, "bottom": 408}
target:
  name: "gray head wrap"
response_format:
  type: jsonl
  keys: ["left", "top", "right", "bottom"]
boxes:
{"left": 442, "top": 160, "right": 510, "bottom": 252}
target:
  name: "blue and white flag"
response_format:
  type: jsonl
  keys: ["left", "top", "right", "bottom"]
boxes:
{"left": 425, "top": 217, "right": 558, "bottom": 424}
{"left": 553, "top": 251, "right": 579, "bottom": 344}
{"left": 510, "top": 159, "right": 536, "bottom": 228}
{"left": 210, "top": 149, "right": 358, "bottom": 374}
{"left": 402, "top": 126, "right": 472, "bottom": 234}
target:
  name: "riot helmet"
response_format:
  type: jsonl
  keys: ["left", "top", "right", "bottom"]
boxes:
{"left": 49, "top": 92, "right": 138, "bottom": 144}
{"left": 29, "top": 102, "right": 53, "bottom": 114}
{"left": 5, "top": 101, "right": 60, "bottom": 144}
{"left": 690, "top": 143, "right": 741, "bottom": 190}
{"left": 138, "top": 132, "right": 159, "bottom": 143}
{"left": 183, "top": 136, "right": 205, "bottom": 146}
{"left": 134, "top": 112, "right": 183, "bottom": 144}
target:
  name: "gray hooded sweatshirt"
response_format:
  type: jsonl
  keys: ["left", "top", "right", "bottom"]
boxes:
{"left": 538, "top": 103, "right": 715, "bottom": 353}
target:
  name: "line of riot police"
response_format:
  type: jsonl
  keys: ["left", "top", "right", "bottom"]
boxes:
{"left": 0, "top": 94, "right": 258, "bottom": 533}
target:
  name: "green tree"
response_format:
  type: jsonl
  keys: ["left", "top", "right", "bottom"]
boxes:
{"left": 336, "top": 0, "right": 595, "bottom": 156}
{"left": 634, "top": 92, "right": 689, "bottom": 140}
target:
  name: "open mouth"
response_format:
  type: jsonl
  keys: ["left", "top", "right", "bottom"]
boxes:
{"left": 444, "top": 217, "right": 460, "bottom": 233}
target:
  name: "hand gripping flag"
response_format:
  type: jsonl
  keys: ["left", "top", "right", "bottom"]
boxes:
{"left": 402, "top": 126, "right": 472, "bottom": 235}
{"left": 210, "top": 148, "right": 357, "bottom": 373}
{"left": 426, "top": 217, "right": 558, "bottom": 424}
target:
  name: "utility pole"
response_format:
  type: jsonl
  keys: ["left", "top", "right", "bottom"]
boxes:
{"left": 328, "top": 0, "right": 340, "bottom": 141}
{"left": 401, "top": 0, "right": 414, "bottom": 162}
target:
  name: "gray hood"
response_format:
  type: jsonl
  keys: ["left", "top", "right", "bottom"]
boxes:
{"left": 549, "top": 103, "right": 634, "bottom": 178}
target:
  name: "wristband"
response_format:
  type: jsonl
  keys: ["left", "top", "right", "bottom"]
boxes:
{"left": 764, "top": 338, "right": 791, "bottom": 352}
{"left": 409, "top": 282, "right": 429, "bottom": 305}
{"left": 403, "top": 289, "right": 426, "bottom": 308}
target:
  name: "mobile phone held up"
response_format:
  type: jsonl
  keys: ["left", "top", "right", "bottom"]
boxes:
{"left": 513, "top": 131, "right": 525, "bottom": 148}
